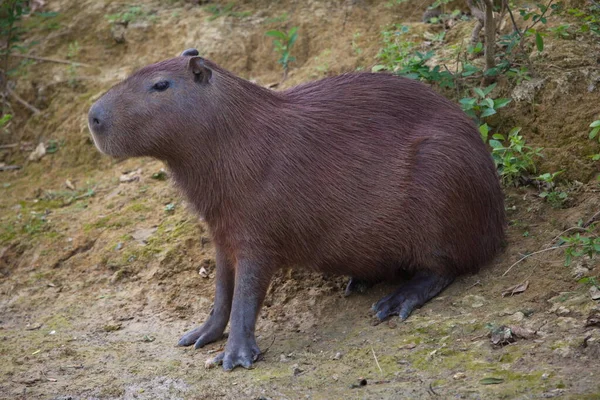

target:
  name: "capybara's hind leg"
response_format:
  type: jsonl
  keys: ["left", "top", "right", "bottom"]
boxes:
{"left": 372, "top": 271, "right": 454, "bottom": 321}
{"left": 344, "top": 277, "right": 380, "bottom": 297}
{"left": 178, "top": 250, "right": 234, "bottom": 348}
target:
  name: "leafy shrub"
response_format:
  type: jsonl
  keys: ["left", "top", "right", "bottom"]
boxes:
{"left": 489, "top": 127, "right": 543, "bottom": 186}
{"left": 266, "top": 27, "right": 298, "bottom": 78}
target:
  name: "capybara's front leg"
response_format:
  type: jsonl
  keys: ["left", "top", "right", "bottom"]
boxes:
{"left": 209, "top": 259, "right": 272, "bottom": 371}
{"left": 178, "top": 249, "right": 234, "bottom": 348}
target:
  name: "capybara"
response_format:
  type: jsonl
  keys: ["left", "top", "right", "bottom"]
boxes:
{"left": 88, "top": 48, "right": 506, "bottom": 371}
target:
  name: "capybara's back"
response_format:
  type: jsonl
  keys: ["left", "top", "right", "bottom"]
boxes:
{"left": 88, "top": 52, "right": 506, "bottom": 370}
{"left": 249, "top": 72, "right": 506, "bottom": 280}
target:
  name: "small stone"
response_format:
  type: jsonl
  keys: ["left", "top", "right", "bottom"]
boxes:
{"left": 28, "top": 142, "right": 46, "bottom": 162}
{"left": 279, "top": 354, "right": 289, "bottom": 363}
{"left": 199, "top": 267, "right": 209, "bottom": 278}
{"left": 556, "top": 306, "right": 570, "bottom": 316}
{"left": 103, "top": 323, "right": 122, "bottom": 332}
{"left": 387, "top": 320, "right": 397, "bottom": 329}
{"left": 511, "top": 311, "right": 525, "bottom": 322}
{"left": 115, "top": 242, "right": 123, "bottom": 251}
{"left": 291, "top": 363, "right": 303, "bottom": 376}
{"left": 332, "top": 374, "right": 339, "bottom": 381}
{"left": 590, "top": 286, "right": 600, "bottom": 301}
{"left": 332, "top": 352, "right": 342, "bottom": 360}
{"left": 453, "top": 372, "right": 466, "bottom": 380}
{"left": 48, "top": 330, "right": 56, "bottom": 335}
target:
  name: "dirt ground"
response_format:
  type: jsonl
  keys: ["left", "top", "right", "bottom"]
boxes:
{"left": 1, "top": 0, "right": 599, "bottom": 399}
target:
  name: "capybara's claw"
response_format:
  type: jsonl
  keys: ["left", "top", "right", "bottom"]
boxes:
{"left": 177, "top": 324, "right": 226, "bottom": 348}
{"left": 373, "top": 273, "right": 454, "bottom": 321}
{"left": 206, "top": 341, "right": 261, "bottom": 371}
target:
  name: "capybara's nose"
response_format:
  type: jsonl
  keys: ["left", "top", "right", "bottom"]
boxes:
{"left": 88, "top": 103, "right": 107, "bottom": 134}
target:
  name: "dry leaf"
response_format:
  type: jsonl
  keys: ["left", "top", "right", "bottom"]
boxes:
{"left": 502, "top": 281, "right": 529, "bottom": 297}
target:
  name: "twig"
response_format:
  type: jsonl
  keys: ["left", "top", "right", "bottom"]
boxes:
{"left": 0, "top": 143, "right": 18, "bottom": 149}
{"left": 371, "top": 346, "right": 383, "bottom": 374}
{"left": 546, "top": 226, "right": 597, "bottom": 247}
{"left": 583, "top": 210, "right": 600, "bottom": 228}
{"left": 0, "top": 164, "right": 21, "bottom": 171}
{"left": 7, "top": 88, "right": 41, "bottom": 115}
{"left": 505, "top": 0, "right": 523, "bottom": 37}
{"left": 12, "top": 54, "right": 93, "bottom": 68}
{"left": 502, "top": 245, "right": 569, "bottom": 276}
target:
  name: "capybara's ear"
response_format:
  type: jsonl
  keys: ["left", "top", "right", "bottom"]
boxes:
{"left": 181, "top": 48, "right": 199, "bottom": 57}
{"left": 188, "top": 56, "right": 212, "bottom": 84}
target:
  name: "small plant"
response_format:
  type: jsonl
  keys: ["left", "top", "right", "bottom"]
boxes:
{"left": 67, "top": 41, "right": 80, "bottom": 59}
{"left": 561, "top": 231, "right": 600, "bottom": 267}
{"left": 205, "top": 3, "right": 251, "bottom": 21}
{"left": 489, "top": 127, "right": 543, "bottom": 186}
{"left": 105, "top": 6, "right": 155, "bottom": 26}
{"left": 536, "top": 171, "right": 568, "bottom": 208}
{"left": 459, "top": 83, "right": 512, "bottom": 124}
{"left": 265, "top": 27, "right": 298, "bottom": 79}
{"left": 548, "top": 23, "right": 573, "bottom": 39}
{"left": 567, "top": 6, "right": 600, "bottom": 36}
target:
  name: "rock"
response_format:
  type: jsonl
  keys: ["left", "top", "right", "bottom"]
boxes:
{"left": 590, "top": 286, "right": 600, "bottom": 301}
{"left": 119, "top": 168, "right": 142, "bottom": 183}
{"left": 291, "top": 363, "right": 303, "bottom": 376}
{"left": 453, "top": 372, "right": 466, "bottom": 380}
{"left": 28, "top": 142, "right": 46, "bottom": 161}
{"left": 199, "top": 267, "right": 209, "bottom": 278}
{"left": 556, "top": 306, "right": 570, "bottom": 316}
{"left": 511, "top": 311, "right": 525, "bottom": 322}
{"left": 132, "top": 227, "right": 157, "bottom": 245}
{"left": 511, "top": 78, "right": 545, "bottom": 102}
{"left": 332, "top": 352, "right": 342, "bottom": 360}
{"left": 111, "top": 22, "right": 127, "bottom": 44}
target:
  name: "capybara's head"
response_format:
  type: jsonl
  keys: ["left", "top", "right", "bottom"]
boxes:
{"left": 88, "top": 49, "right": 214, "bottom": 159}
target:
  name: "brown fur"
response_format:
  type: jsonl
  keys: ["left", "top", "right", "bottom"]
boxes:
{"left": 90, "top": 56, "right": 505, "bottom": 281}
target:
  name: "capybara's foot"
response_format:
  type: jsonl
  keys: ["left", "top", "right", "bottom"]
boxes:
{"left": 177, "top": 323, "right": 226, "bottom": 349}
{"left": 372, "top": 272, "right": 454, "bottom": 321}
{"left": 344, "top": 277, "right": 378, "bottom": 297}
{"left": 206, "top": 338, "right": 261, "bottom": 371}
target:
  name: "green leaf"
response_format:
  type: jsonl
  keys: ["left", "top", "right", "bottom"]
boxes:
{"left": 492, "top": 133, "right": 506, "bottom": 140}
{"left": 265, "top": 30, "right": 287, "bottom": 40}
{"left": 482, "top": 83, "right": 497, "bottom": 96}
{"left": 535, "top": 32, "right": 544, "bottom": 52}
{"left": 371, "top": 65, "right": 387, "bottom": 72}
{"left": 474, "top": 88, "right": 485, "bottom": 98}
{"left": 489, "top": 139, "right": 503, "bottom": 149}
{"left": 482, "top": 98, "right": 494, "bottom": 109}
{"left": 481, "top": 108, "right": 497, "bottom": 118}
{"left": 479, "top": 124, "right": 489, "bottom": 141}
{"left": 480, "top": 377, "right": 504, "bottom": 385}
{"left": 590, "top": 127, "right": 599, "bottom": 139}
{"left": 494, "top": 98, "right": 512, "bottom": 109}
{"left": 590, "top": 120, "right": 600, "bottom": 128}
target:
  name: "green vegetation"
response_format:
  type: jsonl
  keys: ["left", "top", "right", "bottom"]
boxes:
{"left": 536, "top": 171, "right": 568, "bottom": 209}
{"left": 205, "top": 3, "right": 251, "bottom": 21}
{"left": 105, "top": 6, "right": 156, "bottom": 25}
{"left": 266, "top": 27, "right": 298, "bottom": 79}
{"left": 489, "top": 127, "right": 543, "bottom": 186}
{"left": 561, "top": 230, "right": 600, "bottom": 267}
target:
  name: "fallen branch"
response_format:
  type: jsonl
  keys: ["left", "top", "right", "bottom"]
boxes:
{"left": 7, "top": 88, "right": 41, "bottom": 115}
{"left": 0, "top": 164, "right": 21, "bottom": 171}
{"left": 12, "top": 53, "right": 93, "bottom": 68}
{"left": 502, "top": 245, "right": 569, "bottom": 276}
{"left": 0, "top": 143, "right": 18, "bottom": 149}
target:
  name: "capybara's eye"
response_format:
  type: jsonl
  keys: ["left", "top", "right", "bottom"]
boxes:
{"left": 152, "top": 81, "right": 170, "bottom": 91}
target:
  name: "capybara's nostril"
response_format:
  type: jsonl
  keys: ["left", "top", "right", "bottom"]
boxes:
{"left": 88, "top": 103, "right": 107, "bottom": 134}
